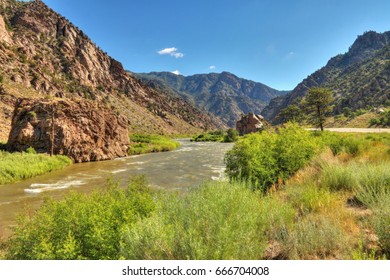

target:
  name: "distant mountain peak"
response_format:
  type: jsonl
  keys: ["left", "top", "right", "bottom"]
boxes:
{"left": 136, "top": 71, "right": 289, "bottom": 127}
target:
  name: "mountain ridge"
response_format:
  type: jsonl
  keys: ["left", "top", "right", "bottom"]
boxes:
{"left": 135, "top": 71, "right": 289, "bottom": 127}
{"left": 262, "top": 30, "right": 390, "bottom": 123}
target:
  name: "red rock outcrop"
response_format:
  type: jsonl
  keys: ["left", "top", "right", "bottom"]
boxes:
{"left": 7, "top": 98, "right": 129, "bottom": 162}
{"left": 236, "top": 113, "right": 269, "bottom": 135}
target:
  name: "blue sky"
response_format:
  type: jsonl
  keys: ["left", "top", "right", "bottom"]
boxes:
{"left": 41, "top": 0, "right": 390, "bottom": 90}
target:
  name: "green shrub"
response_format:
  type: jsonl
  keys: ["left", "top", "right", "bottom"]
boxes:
{"left": 25, "top": 147, "right": 37, "bottom": 154}
{"left": 223, "top": 129, "right": 239, "bottom": 143}
{"left": 274, "top": 124, "right": 317, "bottom": 179}
{"left": 121, "top": 181, "right": 296, "bottom": 260}
{"left": 191, "top": 130, "right": 225, "bottom": 142}
{"left": 6, "top": 176, "right": 155, "bottom": 260}
{"left": 225, "top": 131, "right": 278, "bottom": 191}
{"left": 369, "top": 118, "right": 380, "bottom": 126}
{"left": 225, "top": 123, "right": 317, "bottom": 191}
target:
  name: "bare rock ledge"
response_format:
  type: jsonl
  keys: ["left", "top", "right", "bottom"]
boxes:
{"left": 7, "top": 98, "right": 129, "bottom": 163}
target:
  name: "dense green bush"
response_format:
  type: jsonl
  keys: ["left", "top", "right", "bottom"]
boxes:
{"left": 5, "top": 177, "right": 155, "bottom": 260}
{"left": 370, "top": 110, "right": 390, "bottom": 127}
{"left": 191, "top": 129, "right": 240, "bottom": 143}
{"left": 191, "top": 130, "right": 225, "bottom": 142}
{"left": 0, "top": 151, "right": 72, "bottom": 185}
{"left": 225, "top": 123, "right": 317, "bottom": 191}
{"left": 121, "top": 181, "right": 296, "bottom": 260}
{"left": 223, "top": 129, "right": 239, "bottom": 143}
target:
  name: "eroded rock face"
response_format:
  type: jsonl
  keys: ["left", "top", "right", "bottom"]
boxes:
{"left": 236, "top": 113, "right": 269, "bottom": 135}
{"left": 7, "top": 98, "right": 129, "bottom": 162}
{"left": 0, "top": 15, "right": 12, "bottom": 44}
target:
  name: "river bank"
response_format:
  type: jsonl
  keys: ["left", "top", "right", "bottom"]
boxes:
{"left": 0, "top": 139, "right": 233, "bottom": 238}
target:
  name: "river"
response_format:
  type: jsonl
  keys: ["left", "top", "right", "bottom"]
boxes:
{"left": 0, "top": 139, "right": 233, "bottom": 238}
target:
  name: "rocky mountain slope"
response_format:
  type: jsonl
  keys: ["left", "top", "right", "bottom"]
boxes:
{"left": 262, "top": 31, "right": 390, "bottom": 123}
{"left": 136, "top": 71, "right": 289, "bottom": 127}
{"left": 0, "top": 0, "right": 222, "bottom": 141}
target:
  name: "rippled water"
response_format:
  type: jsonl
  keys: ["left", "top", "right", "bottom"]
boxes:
{"left": 0, "top": 139, "right": 233, "bottom": 237}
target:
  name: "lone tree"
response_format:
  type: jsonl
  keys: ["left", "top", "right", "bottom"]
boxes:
{"left": 278, "top": 104, "right": 305, "bottom": 123}
{"left": 304, "top": 87, "right": 333, "bottom": 131}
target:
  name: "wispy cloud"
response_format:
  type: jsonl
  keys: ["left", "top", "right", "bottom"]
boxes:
{"left": 171, "top": 70, "right": 181, "bottom": 75}
{"left": 158, "top": 47, "right": 184, "bottom": 58}
{"left": 283, "top": 51, "right": 296, "bottom": 61}
{"left": 209, "top": 65, "right": 216, "bottom": 70}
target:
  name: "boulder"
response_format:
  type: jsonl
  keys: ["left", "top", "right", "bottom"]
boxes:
{"left": 236, "top": 113, "right": 269, "bottom": 135}
{"left": 7, "top": 98, "right": 129, "bottom": 162}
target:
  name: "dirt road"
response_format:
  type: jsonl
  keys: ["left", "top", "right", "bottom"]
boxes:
{"left": 308, "top": 128, "right": 390, "bottom": 133}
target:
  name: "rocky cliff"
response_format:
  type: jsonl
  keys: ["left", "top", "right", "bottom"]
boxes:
{"left": 262, "top": 31, "right": 390, "bottom": 123}
{"left": 7, "top": 98, "right": 129, "bottom": 162}
{"left": 136, "top": 71, "right": 289, "bottom": 127}
{"left": 0, "top": 0, "right": 221, "bottom": 142}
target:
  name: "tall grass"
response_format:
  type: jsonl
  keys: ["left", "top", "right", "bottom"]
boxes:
{"left": 281, "top": 183, "right": 355, "bottom": 259}
{"left": 320, "top": 161, "right": 390, "bottom": 207}
{"left": 0, "top": 151, "right": 72, "bottom": 185}
{"left": 372, "top": 195, "right": 390, "bottom": 256}
{"left": 121, "top": 181, "right": 296, "bottom": 260}
{"left": 284, "top": 214, "right": 352, "bottom": 259}
{"left": 284, "top": 184, "right": 341, "bottom": 215}
{"left": 128, "top": 134, "right": 180, "bottom": 155}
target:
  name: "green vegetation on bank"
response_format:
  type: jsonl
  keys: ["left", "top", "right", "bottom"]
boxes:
{"left": 5, "top": 177, "right": 155, "bottom": 260}
{"left": 370, "top": 109, "right": 390, "bottom": 127}
{"left": 0, "top": 149, "right": 72, "bottom": 185}
{"left": 191, "top": 129, "right": 239, "bottom": 143}
{"left": 2, "top": 125, "right": 390, "bottom": 260}
{"left": 225, "top": 123, "right": 317, "bottom": 191}
{"left": 128, "top": 134, "right": 180, "bottom": 155}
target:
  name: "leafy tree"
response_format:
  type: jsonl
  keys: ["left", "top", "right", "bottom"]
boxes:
{"left": 278, "top": 104, "right": 305, "bottom": 123}
{"left": 304, "top": 87, "right": 333, "bottom": 131}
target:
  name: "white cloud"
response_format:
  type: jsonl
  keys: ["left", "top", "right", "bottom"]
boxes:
{"left": 172, "top": 52, "right": 184, "bottom": 58}
{"left": 209, "top": 65, "right": 216, "bottom": 70}
{"left": 158, "top": 47, "right": 177, "bottom": 55}
{"left": 157, "top": 47, "right": 184, "bottom": 58}
{"left": 171, "top": 70, "right": 181, "bottom": 75}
